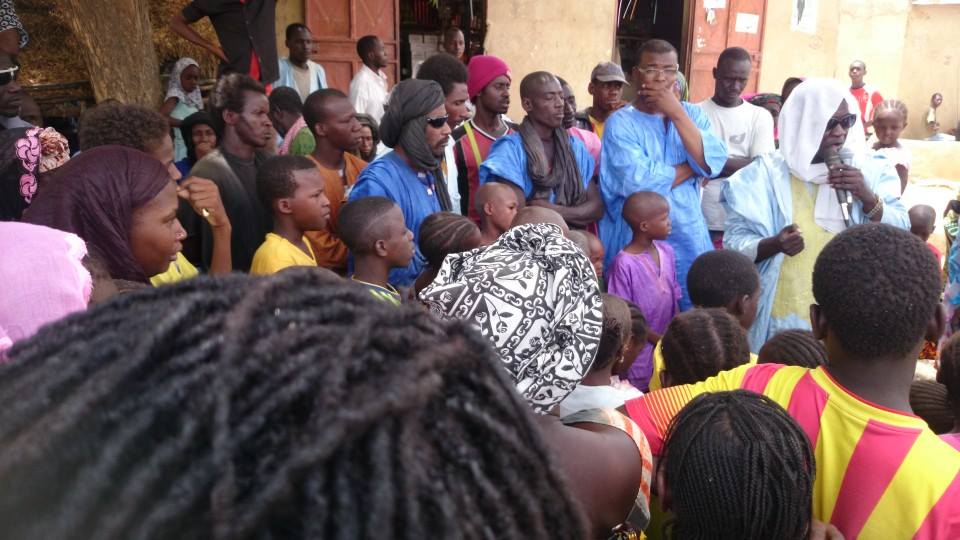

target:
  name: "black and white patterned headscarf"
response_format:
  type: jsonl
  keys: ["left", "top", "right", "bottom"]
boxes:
{"left": 420, "top": 223, "right": 602, "bottom": 413}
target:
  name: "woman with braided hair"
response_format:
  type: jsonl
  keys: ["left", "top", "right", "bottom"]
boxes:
{"left": 659, "top": 308, "right": 752, "bottom": 388}
{"left": 0, "top": 269, "right": 588, "bottom": 539}
{"left": 657, "top": 390, "right": 818, "bottom": 539}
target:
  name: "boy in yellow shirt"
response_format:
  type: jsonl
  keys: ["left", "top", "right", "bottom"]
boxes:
{"left": 251, "top": 155, "right": 331, "bottom": 275}
{"left": 338, "top": 196, "right": 414, "bottom": 305}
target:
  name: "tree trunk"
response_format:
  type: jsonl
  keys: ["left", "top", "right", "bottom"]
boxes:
{"left": 59, "top": 0, "right": 161, "bottom": 106}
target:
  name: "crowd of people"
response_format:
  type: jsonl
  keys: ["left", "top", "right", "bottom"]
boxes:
{"left": 1, "top": 1, "right": 960, "bottom": 538}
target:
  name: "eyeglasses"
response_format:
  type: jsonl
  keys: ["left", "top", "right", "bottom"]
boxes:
{"left": 638, "top": 65, "right": 679, "bottom": 79}
{"left": 825, "top": 113, "right": 858, "bottom": 131}
{"left": 425, "top": 115, "right": 449, "bottom": 129}
{"left": 0, "top": 65, "right": 18, "bottom": 86}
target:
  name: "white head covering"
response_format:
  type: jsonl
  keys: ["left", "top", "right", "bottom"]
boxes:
{"left": 166, "top": 58, "right": 204, "bottom": 111}
{"left": 778, "top": 78, "right": 865, "bottom": 233}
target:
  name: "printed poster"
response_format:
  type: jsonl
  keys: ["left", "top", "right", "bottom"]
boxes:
{"left": 791, "top": 0, "right": 818, "bottom": 34}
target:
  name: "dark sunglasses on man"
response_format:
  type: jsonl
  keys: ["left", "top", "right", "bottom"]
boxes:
{"left": 425, "top": 114, "right": 448, "bottom": 129}
{"left": 0, "top": 65, "right": 18, "bottom": 87}
{"left": 825, "top": 113, "right": 857, "bottom": 131}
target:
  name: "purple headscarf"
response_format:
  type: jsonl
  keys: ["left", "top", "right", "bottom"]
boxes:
{"left": 22, "top": 145, "right": 171, "bottom": 283}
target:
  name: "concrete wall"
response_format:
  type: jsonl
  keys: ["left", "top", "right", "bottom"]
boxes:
{"left": 757, "top": 0, "right": 960, "bottom": 141}
{"left": 484, "top": 0, "right": 619, "bottom": 121}
{"left": 899, "top": 5, "right": 960, "bottom": 139}
{"left": 275, "top": 0, "right": 304, "bottom": 63}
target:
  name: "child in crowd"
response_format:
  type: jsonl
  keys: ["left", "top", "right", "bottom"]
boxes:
{"left": 413, "top": 212, "right": 482, "bottom": 296}
{"left": 648, "top": 248, "right": 761, "bottom": 391}
{"left": 757, "top": 329, "right": 828, "bottom": 368}
{"left": 659, "top": 308, "right": 751, "bottom": 388}
{"left": 251, "top": 156, "right": 330, "bottom": 275}
{"left": 937, "top": 333, "right": 960, "bottom": 449}
{"left": 608, "top": 191, "right": 680, "bottom": 392}
{"left": 339, "top": 196, "right": 414, "bottom": 305}
{"left": 159, "top": 58, "right": 204, "bottom": 162}
{"left": 619, "top": 302, "right": 648, "bottom": 392}
{"left": 585, "top": 230, "right": 605, "bottom": 289}
{"left": 559, "top": 294, "right": 643, "bottom": 416}
{"left": 927, "top": 120, "right": 953, "bottom": 141}
{"left": 871, "top": 100, "right": 910, "bottom": 192}
{"left": 911, "top": 380, "right": 954, "bottom": 435}
{"left": 658, "top": 390, "right": 816, "bottom": 539}
{"left": 474, "top": 182, "right": 519, "bottom": 245}
{"left": 910, "top": 204, "right": 942, "bottom": 264}
{"left": 566, "top": 230, "right": 592, "bottom": 258}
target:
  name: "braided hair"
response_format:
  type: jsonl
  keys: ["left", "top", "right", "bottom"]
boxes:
{"left": 938, "top": 332, "right": 960, "bottom": 417}
{"left": 0, "top": 269, "right": 588, "bottom": 539}
{"left": 757, "top": 330, "right": 828, "bottom": 368}
{"left": 592, "top": 294, "right": 631, "bottom": 372}
{"left": 661, "top": 390, "right": 815, "bottom": 540}
{"left": 418, "top": 211, "right": 482, "bottom": 268}
{"left": 872, "top": 99, "right": 908, "bottom": 124}
{"left": 660, "top": 308, "right": 751, "bottom": 386}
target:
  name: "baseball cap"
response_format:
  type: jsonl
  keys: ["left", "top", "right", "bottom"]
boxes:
{"left": 590, "top": 62, "right": 627, "bottom": 84}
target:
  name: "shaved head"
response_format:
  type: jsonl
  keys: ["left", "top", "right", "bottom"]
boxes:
{"left": 566, "top": 229, "right": 591, "bottom": 255}
{"left": 474, "top": 182, "right": 517, "bottom": 215}
{"left": 303, "top": 89, "right": 350, "bottom": 135}
{"left": 623, "top": 191, "right": 668, "bottom": 228}
{"left": 519, "top": 71, "right": 560, "bottom": 100}
{"left": 511, "top": 206, "right": 569, "bottom": 234}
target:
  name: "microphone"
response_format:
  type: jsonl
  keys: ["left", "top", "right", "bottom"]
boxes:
{"left": 824, "top": 149, "right": 851, "bottom": 228}
{"left": 838, "top": 148, "right": 856, "bottom": 206}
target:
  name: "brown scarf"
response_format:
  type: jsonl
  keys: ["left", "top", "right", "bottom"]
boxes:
{"left": 518, "top": 117, "right": 585, "bottom": 206}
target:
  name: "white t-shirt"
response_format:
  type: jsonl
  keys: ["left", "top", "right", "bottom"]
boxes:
{"left": 698, "top": 98, "right": 776, "bottom": 231}
{"left": 558, "top": 382, "right": 642, "bottom": 417}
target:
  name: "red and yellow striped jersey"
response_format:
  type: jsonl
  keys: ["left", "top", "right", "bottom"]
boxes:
{"left": 625, "top": 363, "right": 960, "bottom": 539}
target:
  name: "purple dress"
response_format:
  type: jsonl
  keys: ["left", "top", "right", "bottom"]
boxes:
{"left": 606, "top": 240, "right": 681, "bottom": 391}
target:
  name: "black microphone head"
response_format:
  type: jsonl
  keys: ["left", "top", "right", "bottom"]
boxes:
{"left": 838, "top": 148, "right": 855, "bottom": 165}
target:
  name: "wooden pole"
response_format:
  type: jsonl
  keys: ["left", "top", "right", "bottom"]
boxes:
{"left": 59, "top": 0, "right": 161, "bottom": 106}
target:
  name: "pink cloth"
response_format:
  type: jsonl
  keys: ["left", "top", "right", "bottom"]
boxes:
{"left": 568, "top": 126, "right": 601, "bottom": 168}
{"left": 0, "top": 222, "right": 92, "bottom": 352}
{"left": 941, "top": 433, "right": 960, "bottom": 451}
{"left": 279, "top": 116, "right": 307, "bottom": 156}
{"left": 467, "top": 55, "right": 511, "bottom": 98}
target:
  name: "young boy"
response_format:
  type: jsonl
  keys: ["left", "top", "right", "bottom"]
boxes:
{"left": 626, "top": 224, "right": 960, "bottom": 539}
{"left": 585, "top": 230, "right": 605, "bottom": 282}
{"left": 910, "top": 204, "right": 941, "bottom": 263}
{"left": 474, "top": 182, "right": 519, "bottom": 246}
{"left": 607, "top": 191, "right": 680, "bottom": 392}
{"left": 251, "top": 156, "right": 331, "bottom": 275}
{"left": 339, "top": 196, "right": 415, "bottom": 305}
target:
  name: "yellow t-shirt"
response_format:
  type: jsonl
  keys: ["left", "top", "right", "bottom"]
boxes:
{"left": 250, "top": 233, "right": 318, "bottom": 276}
{"left": 647, "top": 340, "right": 757, "bottom": 392}
{"left": 150, "top": 252, "right": 199, "bottom": 286}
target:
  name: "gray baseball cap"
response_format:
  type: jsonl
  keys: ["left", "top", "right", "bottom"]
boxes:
{"left": 590, "top": 62, "right": 628, "bottom": 84}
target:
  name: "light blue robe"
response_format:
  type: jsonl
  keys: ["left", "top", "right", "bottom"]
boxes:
{"left": 272, "top": 58, "right": 327, "bottom": 97}
{"left": 722, "top": 152, "right": 909, "bottom": 350}
{"left": 599, "top": 104, "right": 727, "bottom": 310}
{"left": 478, "top": 132, "right": 595, "bottom": 200}
{"left": 349, "top": 152, "right": 443, "bottom": 287}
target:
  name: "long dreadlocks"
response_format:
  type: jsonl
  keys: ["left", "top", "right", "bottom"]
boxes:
{"left": 661, "top": 390, "right": 815, "bottom": 540}
{"left": 0, "top": 269, "right": 587, "bottom": 539}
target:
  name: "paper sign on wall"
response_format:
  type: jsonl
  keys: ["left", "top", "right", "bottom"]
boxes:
{"left": 791, "top": 0, "right": 818, "bottom": 34}
{"left": 735, "top": 12, "right": 760, "bottom": 34}
{"left": 703, "top": 0, "right": 726, "bottom": 8}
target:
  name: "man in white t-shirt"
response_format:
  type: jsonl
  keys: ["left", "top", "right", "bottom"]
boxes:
{"left": 698, "top": 47, "right": 775, "bottom": 248}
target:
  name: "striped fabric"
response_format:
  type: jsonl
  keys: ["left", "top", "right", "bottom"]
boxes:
{"left": 625, "top": 363, "right": 960, "bottom": 539}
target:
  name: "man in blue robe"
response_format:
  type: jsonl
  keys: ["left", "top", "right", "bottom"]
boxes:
{"left": 600, "top": 39, "right": 727, "bottom": 310}
{"left": 349, "top": 79, "right": 453, "bottom": 286}
{"left": 479, "top": 72, "right": 602, "bottom": 230}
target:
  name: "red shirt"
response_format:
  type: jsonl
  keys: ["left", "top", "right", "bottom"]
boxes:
{"left": 452, "top": 119, "right": 516, "bottom": 219}
{"left": 850, "top": 85, "right": 883, "bottom": 132}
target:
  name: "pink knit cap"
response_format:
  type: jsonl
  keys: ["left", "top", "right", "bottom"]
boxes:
{"left": 467, "top": 55, "right": 511, "bottom": 98}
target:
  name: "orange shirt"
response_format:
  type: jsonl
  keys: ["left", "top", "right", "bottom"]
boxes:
{"left": 626, "top": 363, "right": 960, "bottom": 539}
{"left": 304, "top": 152, "right": 367, "bottom": 272}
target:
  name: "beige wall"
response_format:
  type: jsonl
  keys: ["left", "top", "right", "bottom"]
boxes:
{"left": 484, "top": 0, "right": 619, "bottom": 121}
{"left": 275, "top": 0, "right": 305, "bottom": 63}
{"left": 757, "top": 1, "right": 960, "bottom": 141}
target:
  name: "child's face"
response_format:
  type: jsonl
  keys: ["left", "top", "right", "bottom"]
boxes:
{"left": 288, "top": 168, "right": 331, "bottom": 231}
{"left": 932, "top": 94, "right": 943, "bottom": 107}
{"left": 587, "top": 235, "right": 605, "bottom": 277}
{"left": 180, "top": 65, "right": 200, "bottom": 94}
{"left": 381, "top": 206, "right": 415, "bottom": 268}
{"left": 928, "top": 121, "right": 941, "bottom": 134}
{"left": 739, "top": 288, "right": 760, "bottom": 331}
{"left": 487, "top": 191, "right": 519, "bottom": 233}
{"left": 642, "top": 207, "right": 672, "bottom": 240}
{"left": 873, "top": 111, "right": 904, "bottom": 147}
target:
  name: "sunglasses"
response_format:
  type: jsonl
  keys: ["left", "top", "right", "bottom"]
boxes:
{"left": 826, "top": 113, "right": 858, "bottom": 131}
{"left": 425, "top": 115, "right": 448, "bottom": 129}
{"left": 0, "top": 65, "right": 18, "bottom": 86}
